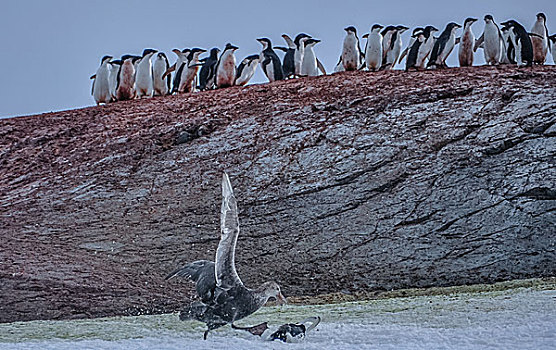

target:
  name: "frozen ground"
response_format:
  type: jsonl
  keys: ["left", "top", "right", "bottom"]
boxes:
{"left": 0, "top": 286, "right": 554, "bottom": 350}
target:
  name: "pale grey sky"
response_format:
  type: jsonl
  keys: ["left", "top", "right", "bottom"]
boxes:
{"left": 0, "top": 0, "right": 554, "bottom": 118}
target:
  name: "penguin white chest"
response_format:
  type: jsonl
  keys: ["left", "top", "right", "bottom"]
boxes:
{"left": 93, "top": 63, "right": 111, "bottom": 104}
{"left": 301, "top": 47, "right": 318, "bottom": 76}
{"left": 342, "top": 35, "right": 359, "bottom": 71}
{"left": 217, "top": 51, "right": 237, "bottom": 87}
{"left": 365, "top": 33, "right": 383, "bottom": 71}
{"left": 483, "top": 24, "right": 502, "bottom": 64}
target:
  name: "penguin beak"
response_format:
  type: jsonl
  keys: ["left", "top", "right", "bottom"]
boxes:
{"left": 231, "top": 45, "right": 239, "bottom": 50}
{"left": 471, "top": 18, "right": 478, "bottom": 23}
{"left": 276, "top": 292, "right": 287, "bottom": 305}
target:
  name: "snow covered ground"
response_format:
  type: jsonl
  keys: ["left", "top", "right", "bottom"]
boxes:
{"left": 1, "top": 286, "right": 554, "bottom": 350}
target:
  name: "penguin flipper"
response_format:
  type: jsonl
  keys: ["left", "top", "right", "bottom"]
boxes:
{"left": 316, "top": 58, "right": 327, "bottom": 75}
{"left": 474, "top": 33, "right": 484, "bottom": 52}
{"left": 91, "top": 78, "right": 95, "bottom": 96}
{"left": 455, "top": 37, "right": 461, "bottom": 45}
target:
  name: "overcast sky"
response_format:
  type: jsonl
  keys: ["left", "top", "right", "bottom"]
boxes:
{"left": 1, "top": 0, "right": 554, "bottom": 118}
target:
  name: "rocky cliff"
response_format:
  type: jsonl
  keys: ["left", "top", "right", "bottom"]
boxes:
{"left": 1, "top": 66, "right": 555, "bottom": 323}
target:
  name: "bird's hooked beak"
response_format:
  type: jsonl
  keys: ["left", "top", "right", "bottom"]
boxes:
{"left": 276, "top": 292, "right": 287, "bottom": 305}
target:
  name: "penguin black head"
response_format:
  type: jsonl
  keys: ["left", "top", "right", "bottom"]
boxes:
{"left": 536, "top": 13, "right": 546, "bottom": 21}
{"left": 344, "top": 26, "right": 357, "bottom": 35}
{"left": 100, "top": 55, "right": 113, "bottom": 64}
{"left": 446, "top": 22, "right": 462, "bottom": 31}
{"left": 412, "top": 27, "right": 424, "bottom": 36}
{"left": 380, "top": 25, "right": 396, "bottom": 36}
{"left": 371, "top": 24, "right": 384, "bottom": 31}
{"left": 304, "top": 38, "right": 321, "bottom": 47}
{"left": 224, "top": 43, "right": 239, "bottom": 51}
{"left": 294, "top": 33, "right": 311, "bottom": 45}
{"left": 245, "top": 54, "right": 260, "bottom": 61}
{"left": 121, "top": 54, "right": 134, "bottom": 61}
{"left": 396, "top": 25, "right": 409, "bottom": 33}
{"left": 110, "top": 59, "right": 123, "bottom": 66}
{"left": 484, "top": 14, "right": 494, "bottom": 22}
{"left": 209, "top": 47, "right": 220, "bottom": 58}
{"left": 464, "top": 18, "right": 478, "bottom": 26}
{"left": 157, "top": 52, "right": 167, "bottom": 60}
{"left": 500, "top": 20, "right": 519, "bottom": 28}
{"left": 142, "top": 48, "right": 158, "bottom": 57}
{"left": 256, "top": 38, "right": 272, "bottom": 49}
{"left": 423, "top": 25, "right": 438, "bottom": 36}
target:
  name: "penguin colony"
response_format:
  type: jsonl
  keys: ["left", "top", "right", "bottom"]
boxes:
{"left": 91, "top": 13, "right": 554, "bottom": 105}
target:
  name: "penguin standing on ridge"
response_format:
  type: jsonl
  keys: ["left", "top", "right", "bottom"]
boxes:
{"left": 180, "top": 48, "right": 206, "bottom": 93}
{"left": 365, "top": 24, "right": 384, "bottom": 71}
{"left": 216, "top": 43, "right": 239, "bottom": 88}
{"left": 458, "top": 18, "right": 478, "bottom": 67}
{"left": 383, "top": 25, "right": 409, "bottom": 69}
{"left": 235, "top": 55, "right": 261, "bottom": 86}
{"left": 301, "top": 38, "right": 321, "bottom": 76}
{"left": 257, "top": 38, "right": 284, "bottom": 82}
{"left": 500, "top": 25, "right": 516, "bottom": 64}
{"left": 116, "top": 55, "right": 140, "bottom": 101}
{"left": 294, "top": 33, "right": 311, "bottom": 76}
{"left": 380, "top": 26, "right": 397, "bottom": 68}
{"left": 169, "top": 49, "right": 190, "bottom": 94}
{"left": 108, "top": 59, "right": 122, "bottom": 101}
{"left": 416, "top": 25, "right": 439, "bottom": 69}
{"left": 475, "top": 15, "right": 504, "bottom": 65}
{"left": 91, "top": 55, "right": 112, "bottom": 105}
{"left": 500, "top": 20, "right": 535, "bottom": 67}
{"left": 199, "top": 48, "right": 220, "bottom": 90}
{"left": 399, "top": 27, "right": 424, "bottom": 63}
{"left": 153, "top": 52, "right": 170, "bottom": 96}
{"left": 341, "top": 26, "right": 362, "bottom": 71}
{"left": 428, "top": 22, "right": 462, "bottom": 69}
{"left": 530, "top": 13, "right": 550, "bottom": 64}
{"left": 280, "top": 34, "right": 297, "bottom": 78}
{"left": 406, "top": 28, "right": 425, "bottom": 71}
{"left": 135, "top": 49, "right": 157, "bottom": 98}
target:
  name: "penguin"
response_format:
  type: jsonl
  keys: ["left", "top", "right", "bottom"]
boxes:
{"left": 399, "top": 27, "right": 424, "bottom": 64}
{"left": 416, "top": 25, "right": 439, "bottom": 69}
{"left": 107, "top": 59, "right": 122, "bottom": 101}
{"left": 91, "top": 55, "right": 113, "bottom": 105}
{"left": 280, "top": 34, "right": 297, "bottom": 78}
{"left": 383, "top": 25, "right": 409, "bottom": 69}
{"left": 549, "top": 34, "right": 556, "bottom": 63}
{"left": 364, "top": 24, "right": 384, "bottom": 71}
{"left": 257, "top": 38, "right": 285, "bottom": 82}
{"left": 380, "top": 26, "right": 397, "bottom": 68}
{"left": 500, "top": 20, "right": 535, "bottom": 67}
{"left": 235, "top": 54, "right": 261, "bottom": 86}
{"left": 116, "top": 55, "right": 140, "bottom": 101}
{"left": 135, "top": 48, "right": 157, "bottom": 98}
{"left": 458, "top": 18, "right": 478, "bottom": 67}
{"left": 474, "top": 15, "right": 504, "bottom": 65}
{"left": 179, "top": 48, "right": 206, "bottom": 93}
{"left": 428, "top": 22, "right": 462, "bottom": 69}
{"left": 294, "top": 33, "right": 311, "bottom": 76}
{"left": 199, "top": 48, "right": 220, "bottom": 90}
{"left": 215, "top": 43, "right": 238, "bottom": 88}
{"left": 300, "top": 38, "right": 322, "bottom": 76}
{"left": 341, "top": 26, "right": 362, "bottom": 71}
{"left": 153, "top": 52, "right": 170, "bottom": 96}
{"left": 169, "top": 49, "right": 190, "bottom": 94}
{"left": 530, "top": 13, "right": 549, "bottom": 64}
{"left": 406, "top": 28, "right": 425, "bottom": 71}
{"left": 500, "top": 25, "right": 516, "bottom": 64}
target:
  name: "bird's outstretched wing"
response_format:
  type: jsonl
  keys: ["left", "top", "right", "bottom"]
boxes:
{"left": 215, "top": 173, "right": 243, "bottom": 289}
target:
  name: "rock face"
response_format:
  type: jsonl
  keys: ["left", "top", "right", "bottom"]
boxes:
{"left": 1, "top": 66, "right": 555, "bottom": 323}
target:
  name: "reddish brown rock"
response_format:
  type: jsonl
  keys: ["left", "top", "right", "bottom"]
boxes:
{"left": 1, "top": 66, "right": 555, "bottom": 323}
